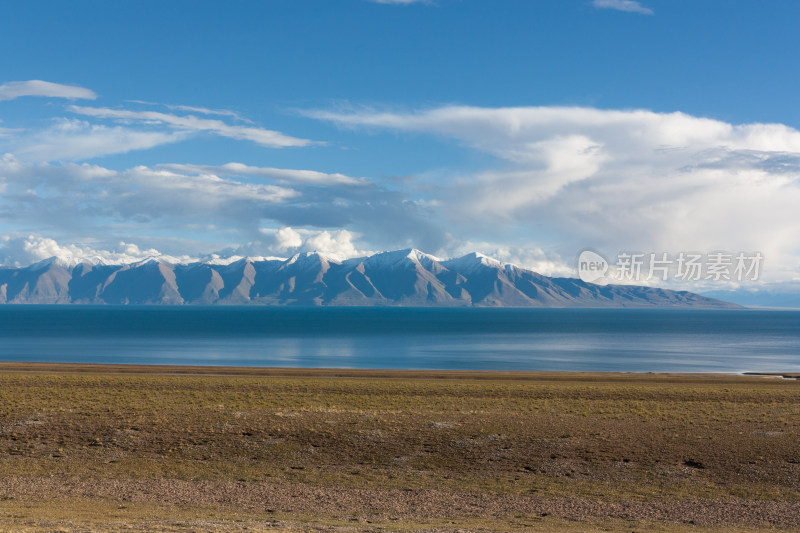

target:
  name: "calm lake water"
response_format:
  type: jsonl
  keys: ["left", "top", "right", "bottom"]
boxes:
{"left": 0, "top": 307, "right": 798, "bottom": 373}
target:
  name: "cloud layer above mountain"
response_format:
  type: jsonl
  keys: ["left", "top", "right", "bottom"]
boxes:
{"left": 309, "top": 105, "right": 800, "bottom": 284}
{"left": 1, "top": 80, "right": 799, "bottom": 294}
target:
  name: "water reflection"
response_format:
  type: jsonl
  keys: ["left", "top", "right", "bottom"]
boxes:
{"left": 0, "top": 308, "right": 798, "bottom": 373}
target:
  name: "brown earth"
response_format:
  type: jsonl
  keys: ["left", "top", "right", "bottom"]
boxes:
{"left": 0, "top": 363, "right": 798, "bottom": 531}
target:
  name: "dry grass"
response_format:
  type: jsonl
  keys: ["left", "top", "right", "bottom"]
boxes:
{"left": 0, "top": 363, "right": 798, "bottom": 531}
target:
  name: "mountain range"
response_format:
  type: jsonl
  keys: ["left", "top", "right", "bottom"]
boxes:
{"left": 0, "top": 249, "right": 736, "bottom": 307}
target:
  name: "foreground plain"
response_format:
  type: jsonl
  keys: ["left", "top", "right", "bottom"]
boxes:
{"left": 0, "top": 364, "right": 798, "bottom": 532}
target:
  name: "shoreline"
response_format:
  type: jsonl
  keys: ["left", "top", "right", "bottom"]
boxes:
{"left": 1, "top": 360, "right": 798, "bottom": 380}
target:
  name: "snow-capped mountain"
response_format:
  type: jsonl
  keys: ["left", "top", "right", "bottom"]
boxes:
{"left": 0, "top": 249, "right": 736, "bottom": 307}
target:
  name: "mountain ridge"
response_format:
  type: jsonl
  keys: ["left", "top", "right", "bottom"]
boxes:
{"left": 0, "top": 249, "right": 737, "bottom": 308}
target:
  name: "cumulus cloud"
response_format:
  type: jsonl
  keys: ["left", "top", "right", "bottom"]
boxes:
{"left": 159, "top": 162, "right": 368, "bottom": 186}
{"left": 301, "top": 229, "right": 368, "bottom": 259}
{"left": 0, "top": 80, "right": 97, "bottom": 102}
{"left": 205, "top": 227, "right": 373, "bottom": 263}
{"left": 309, "top": 104, "right": 800, "bottom": 285}
{"left": 68, "top": 105, "right": 314, "bottom": 148}
{"left": 0, "top": 234, "right": 194, "bottom": 267}
{"left": 267, "top": 227, "right": 372, "bottom": 260}
{"left": 0, "top": 228, "right": 373, "bottom": 268}
{"left": 592, "top": 0, "right": 653, "bottom": 15}
{"left": 273, "top": 226, "right": 304, "bottom": 251}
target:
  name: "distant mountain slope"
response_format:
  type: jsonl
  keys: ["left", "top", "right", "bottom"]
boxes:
{"left": 0, "top": 249, "right": 737, "bottom": 307}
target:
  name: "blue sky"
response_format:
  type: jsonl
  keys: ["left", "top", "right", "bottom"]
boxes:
{"left": 1, "top": 0, "right": 799, "bottom": 301}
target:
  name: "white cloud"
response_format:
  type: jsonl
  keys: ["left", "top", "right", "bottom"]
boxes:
{"left": 0, "top": 155, "right": 438, "bottom": 258}
{"left": 0, "top": 80, "right": 97, "bottom": 102}
{"left": 309, "top": 105, "right": 800, "bottom": 156}
{"left": 0, "top": 126, "right": 19, "bottom": 139}
{"left": 309, "top": 104, "right": 800, "bottom": 285}
{"left": 466, "top": 134, "right": 609, "bottom": 213}
{"left": 273, "top": 227, "right": 304, "bottom": 251}
{"left": 301, "top": 229, "right": 367, "bottom": 259}
{"left": 592, "top": 0, "right": 653, "bottom": 15}
{"left": 0, "top": 234, "right": 194, "bottom": 267}
{"left": 217, "top": 227, "right": 373, "bottom": 262}
{"left": 439, "top": 239, "right": 574, "bottom": 278}
{"left": 14, "top": 119, "right": 188, "bottom": 161}
{"left": 68, "top": 105, "right": 314, "bottom": 148}
{"left": 166, "top": 104, "right": 253, "bottom": 123}
{"left": 118, "top": 166, "right": 299, "bottom": 214}
{"left": 0, "top": 229, "right": 373, "bottom": 267}
{"left": 0, "top": 155, "right": 298, "bottom": 232}
{"left": 2, "top": 99, "right": 314, "bottom": 161}
{"left": 262, "top": 227, "right": 371, "bottom": 259}
{"left": 159, "top": 162, "right": 368, "bottom": 186}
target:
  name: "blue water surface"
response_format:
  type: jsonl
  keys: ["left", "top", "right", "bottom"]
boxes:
{"left": 0, "top": 307, "right": 798, "bottom": 373}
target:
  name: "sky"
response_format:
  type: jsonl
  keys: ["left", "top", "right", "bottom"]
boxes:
{"left": 1, "top": 0, "right": 799, "bottom": 302}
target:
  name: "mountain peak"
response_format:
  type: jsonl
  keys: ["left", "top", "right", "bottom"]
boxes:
{"left": 203, "top": 255, "right": 287, "bottom": 266}
{"left": 362, "top": 248, "right": 441, "bottom": 270}
{"left": 442, "top": 251, "right": 504, "bottom": 273}
{"left": 0, "top": 248, "right": 737, "bottom": 308}
{"left": 28, "top": 255, "right": 104, "bottom": 270}
{"left": 284, "top": 251, "right": 342, "bottom": 268}
{"left": 27, "top": 256, "right": 60, "bottom": 271}
{"left": 131, "top": 257, "right": 162, "bottom": 267}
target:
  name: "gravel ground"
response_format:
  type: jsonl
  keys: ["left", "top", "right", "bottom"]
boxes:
{"left": 0, "top": 365, "right": 798, "bottom": 531}
{"left": 1, "top": 476, "right": 799, "bottom": 528}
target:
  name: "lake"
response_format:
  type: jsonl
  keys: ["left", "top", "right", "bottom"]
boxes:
{"left": 0, "top": 307, "right": 798, "bottom": 373}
